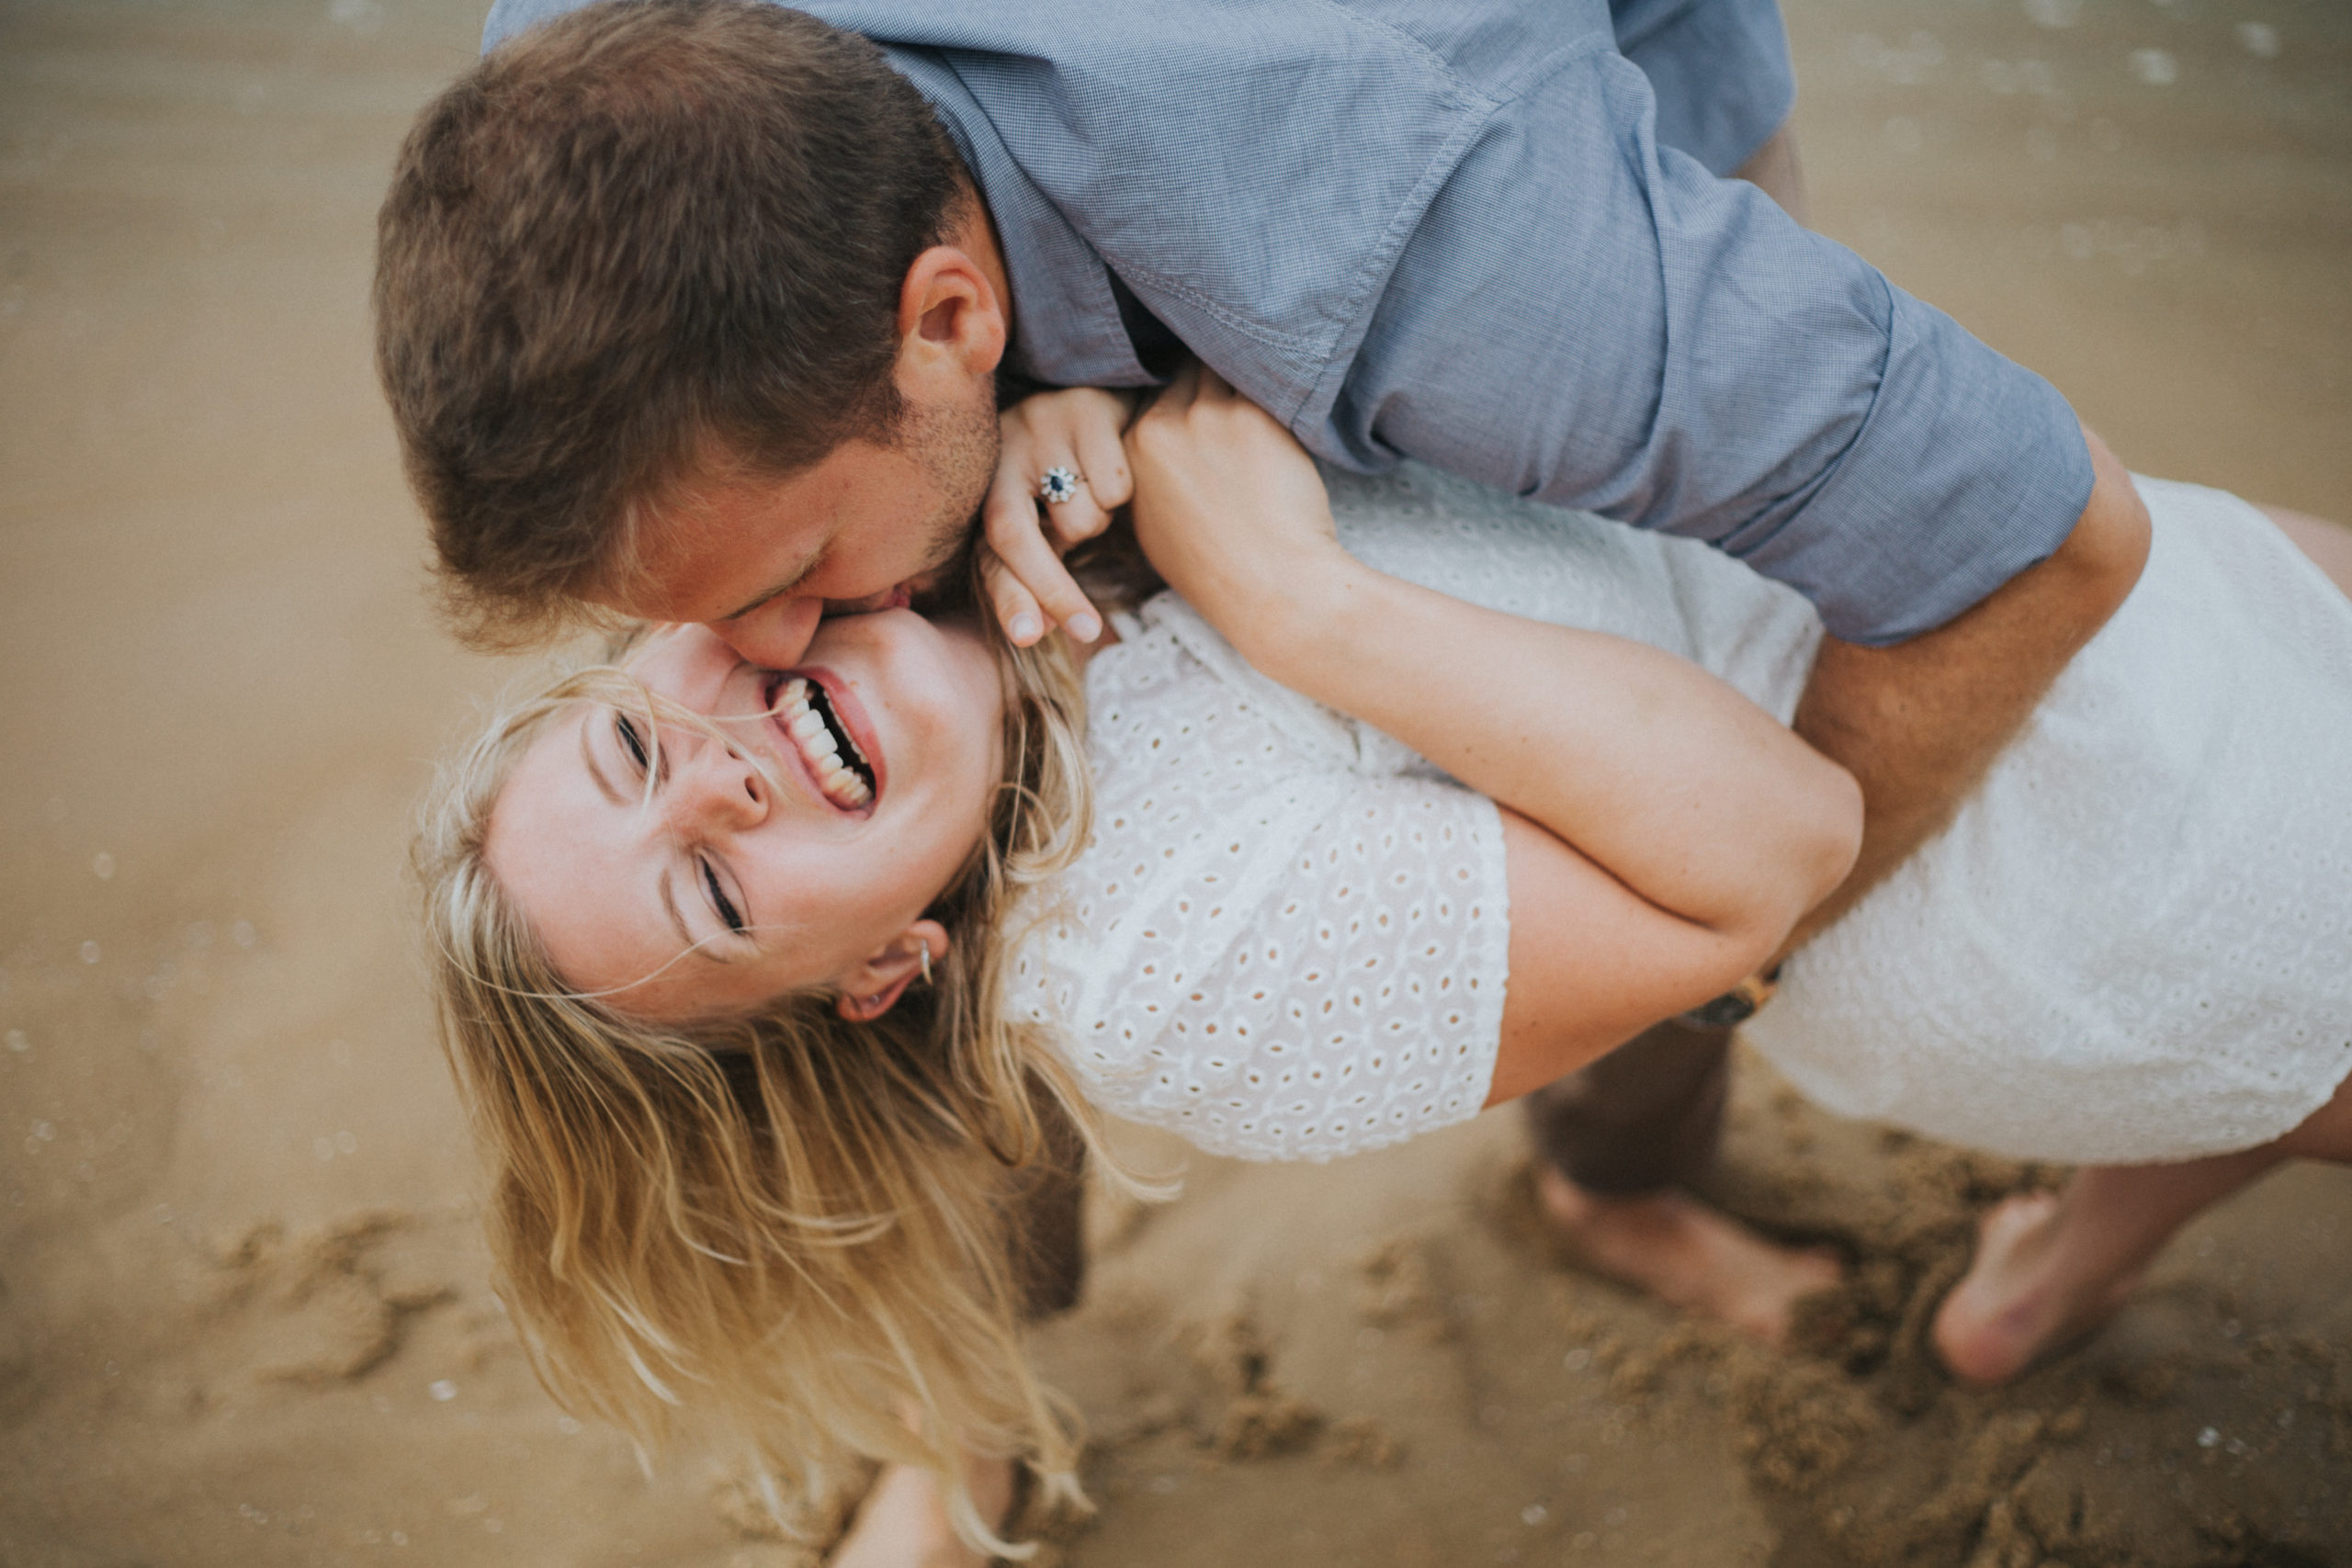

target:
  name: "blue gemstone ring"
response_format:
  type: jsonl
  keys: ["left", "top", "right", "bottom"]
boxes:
{"left": 1037, "top": 466, "right": 1083, "bottom": 504}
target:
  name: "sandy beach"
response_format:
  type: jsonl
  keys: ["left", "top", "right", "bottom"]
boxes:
{"left": 2, "top": 1, "right": 2346, "bottom": 1563}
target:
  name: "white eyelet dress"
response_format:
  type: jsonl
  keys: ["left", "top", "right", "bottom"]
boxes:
{"left": 1007, "top": 465, "right": 2352, "bottom": 1165}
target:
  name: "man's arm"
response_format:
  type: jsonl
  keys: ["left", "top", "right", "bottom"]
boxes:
{"left": 1776, "top": 426, "right": 2150, "bottom": 957}
{"left": 1319, "top": 53, "right": 2134, "bottom": 959}
{"left": 1125, "top": 368, "right": 1863, "bottom": 1095}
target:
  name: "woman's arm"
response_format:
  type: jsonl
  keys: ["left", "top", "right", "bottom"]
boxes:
{"left": 1125, "top": 369, "right": 1863, "bottom": 1095}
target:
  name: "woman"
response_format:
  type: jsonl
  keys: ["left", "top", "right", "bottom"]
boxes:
{"left": 423, "top": 369, "right": 2352, "bottom": 1561}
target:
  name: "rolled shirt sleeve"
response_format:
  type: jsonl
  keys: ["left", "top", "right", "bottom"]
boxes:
{"left": 1315, "top": 42, "right": 2094, "bottom": 646}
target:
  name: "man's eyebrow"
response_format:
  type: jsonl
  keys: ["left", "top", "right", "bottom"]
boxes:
{"left": 579, "top": 710, "right": 628, "bottom": 807}
{"left": 715, "top": 552, "right": 822, "bottom": 625}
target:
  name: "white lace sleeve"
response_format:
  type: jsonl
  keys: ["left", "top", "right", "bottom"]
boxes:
{"left": 1007, "top": 599, "right": 1511, "bottom": 1163}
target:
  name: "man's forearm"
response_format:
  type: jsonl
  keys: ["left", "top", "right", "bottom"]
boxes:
{"left": 1775, "top": 426, "right": 2152, "bottom": 960}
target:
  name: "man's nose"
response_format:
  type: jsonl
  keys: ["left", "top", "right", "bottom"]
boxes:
{"left": 710, "top": 595, "right": 823, "bottom": 670}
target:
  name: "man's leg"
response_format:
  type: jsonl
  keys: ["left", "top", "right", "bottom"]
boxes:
{"left": 1518, "top": 111, "right": 1840, "bottom": 1345}
{"left": 828, "top": 1456, "right": 1017, "bottom": 1568}
{"left": 1006, "top": 1098, "right": 1091, "bottom": 1321}
{"left": 1521, "top": 1016, "right": 1734, "bottom": 1196}
{"left": 830, "top": 1104, "right": 1087, "bottom": 1568}
{"left": 1521, "top": 1018, "right": 1840, "bottom": 1345}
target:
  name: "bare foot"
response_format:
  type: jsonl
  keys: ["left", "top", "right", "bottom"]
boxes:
{"left": 827, "top": 1458, "right": 1015, "bottom": 1568}
{"left": 1532, "top": 1166, "right": 1843, "bottom": 1348}
{"left": 1932, "top": 1191, "right": 2140, "bottom": 1386}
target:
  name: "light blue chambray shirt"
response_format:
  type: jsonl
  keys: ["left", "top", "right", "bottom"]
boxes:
{"left": 482, "top": 0, "right": 2093, "bottom": 645}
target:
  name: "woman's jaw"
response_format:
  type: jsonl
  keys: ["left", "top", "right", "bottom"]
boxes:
{"left": 483, "top": 611, "right": 1008, "bottom": 1024}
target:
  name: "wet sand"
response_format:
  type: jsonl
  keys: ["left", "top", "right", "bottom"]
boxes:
{"left": 1, "top": 1, "right": 2346, "bottom": 1564}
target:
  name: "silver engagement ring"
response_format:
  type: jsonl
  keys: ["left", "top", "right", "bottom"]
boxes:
{"left": 1036, "top": 466, "right": 1082, "bottom": 504}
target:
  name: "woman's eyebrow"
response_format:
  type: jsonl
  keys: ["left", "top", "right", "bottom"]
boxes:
{"left": 579, "top": 710, "right": 628, "bottom": 807}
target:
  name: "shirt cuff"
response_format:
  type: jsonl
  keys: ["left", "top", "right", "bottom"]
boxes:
{"left": 1727, "top": 285, "right": 2096, "bottom": 646}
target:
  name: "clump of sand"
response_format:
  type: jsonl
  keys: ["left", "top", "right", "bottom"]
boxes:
{"left": 1008, "top": 1057, "right": 2350, "bottom": 1568}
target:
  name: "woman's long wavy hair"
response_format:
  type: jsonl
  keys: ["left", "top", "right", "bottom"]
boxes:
{"left": 415, "top": 606, "right": 1108, "bottom": 1557}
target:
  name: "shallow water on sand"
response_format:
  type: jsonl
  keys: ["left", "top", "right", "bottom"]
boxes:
{"left": 1788, "top": 0, "right": 2349, "bottom": 513}
{"left": 0, "top": 2, "right": 2345, "bottom": 1564}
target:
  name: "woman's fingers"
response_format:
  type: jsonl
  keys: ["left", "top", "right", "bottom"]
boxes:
{"left": 1158, "top": 359, "right": 1202, "bottom": 412}
{"left": 985, "top": 443, "right": 1102, "bottom": 557}
{"left": 1042, "top": 475, "right": 1114, "bottom": 552}
{"left": 1067, "top": 416, "right": 1133, "bottom": 536}
{"left": 1124, "top": 365, "right": 1342, "bottom": 632}
{"left": 997, "top": 387, "right": 1136, "bottom": 551}
{"left": 978, "top": 548, "right": 1046, "bottom": 646}
{"left": 980, "top": 496, "right": 1103, "bottom": 646}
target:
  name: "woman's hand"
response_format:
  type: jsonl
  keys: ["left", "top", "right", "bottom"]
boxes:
{"left": 982, "top": 387, "right": 1137, "bottom": 647}
{"left": 1125, "top": 365, "right": 1353, "bottom": 655}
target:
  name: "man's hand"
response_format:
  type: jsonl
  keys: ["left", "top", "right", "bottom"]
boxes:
{"left": 981, "top": 387, "right": 1137, "bottom": 646}
{"left": 1776, "top": 425, "right": 2152, "bottom": 959}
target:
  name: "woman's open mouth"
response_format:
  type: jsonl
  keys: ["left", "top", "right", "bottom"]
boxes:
{"left": 768, "top": 673, "right": 877, "bottom": 809}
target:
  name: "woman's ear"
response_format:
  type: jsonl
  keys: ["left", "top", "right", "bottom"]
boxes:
{"left": 833, "top": 921, "right": 952, "bottom": 1022}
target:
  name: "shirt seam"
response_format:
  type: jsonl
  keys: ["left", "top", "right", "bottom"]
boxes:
{"left": 1295, "top": 35, "right": 1616, "bottom": 426}
{"left": 1122, "top": 8, "right": 1606, "bottom": 421}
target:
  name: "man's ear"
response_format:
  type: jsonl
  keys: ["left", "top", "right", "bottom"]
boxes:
{"left": 895, "top": 234, "right": 1008, "bottom": 381}
{"left": 833, "top": 920, "right": 952, "bottom": 1023}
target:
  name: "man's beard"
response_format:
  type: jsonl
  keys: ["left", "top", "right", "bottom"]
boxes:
{"left": 896, "top": 383, "right": 1000, "bottom": 618}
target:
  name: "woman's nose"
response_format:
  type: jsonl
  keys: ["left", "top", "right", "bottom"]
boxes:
{"left": 664, "top": 731, "right": 767, "bottom": 830}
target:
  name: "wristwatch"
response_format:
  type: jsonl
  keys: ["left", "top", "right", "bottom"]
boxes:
{"left": 1677, "top": 967, "right": 1780, "bottom": 1029}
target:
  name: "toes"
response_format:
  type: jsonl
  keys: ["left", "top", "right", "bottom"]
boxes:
{"left": 1978, "top": 1190, "right": 2063, "bottom": 1249}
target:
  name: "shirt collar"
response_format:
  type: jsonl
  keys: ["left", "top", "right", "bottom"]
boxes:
{"left": 879, "top": 45, "right": 1155, "bottom": 389}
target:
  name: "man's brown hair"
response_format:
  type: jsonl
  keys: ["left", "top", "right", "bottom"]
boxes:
{"left": 374, "top": 0, "right": 966, "bottom": 648}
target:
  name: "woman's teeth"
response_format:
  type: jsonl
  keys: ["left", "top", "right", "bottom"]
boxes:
{"left": 777, "top": 678, "right": 873, "bottom": 807}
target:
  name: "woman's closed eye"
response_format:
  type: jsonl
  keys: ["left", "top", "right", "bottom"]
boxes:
{"left": 616, "top": 711, "right": 654, "bottom": 777}
{"left": 702, "top": 857, "right": 746, "bottom": 935}
{"left": 614, "top": 707, "right": 750, "bottom": 942}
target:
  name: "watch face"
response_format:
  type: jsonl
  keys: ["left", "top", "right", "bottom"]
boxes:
{"left": 1681, "top": 991, "right": 1759, "bottom": 1029}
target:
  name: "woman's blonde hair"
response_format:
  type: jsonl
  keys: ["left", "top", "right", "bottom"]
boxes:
{"left": 416, "top": 616, "right": 1106, "bottom": 1556}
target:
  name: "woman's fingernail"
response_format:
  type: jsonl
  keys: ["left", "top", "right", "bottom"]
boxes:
{"left": 1069, "top": 612, "right": 1102, "bottom": 643}
{"left": 1008, "top": 613, "right": 1042, "bottom": 644}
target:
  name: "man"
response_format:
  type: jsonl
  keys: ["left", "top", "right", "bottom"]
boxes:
{"left": 375, "top": 0, "right": 2149, "bottom": 1553}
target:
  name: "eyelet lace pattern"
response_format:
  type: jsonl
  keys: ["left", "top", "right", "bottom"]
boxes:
{"left": 1013, "top": 466, "right": 2352, "bottom": 1166}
